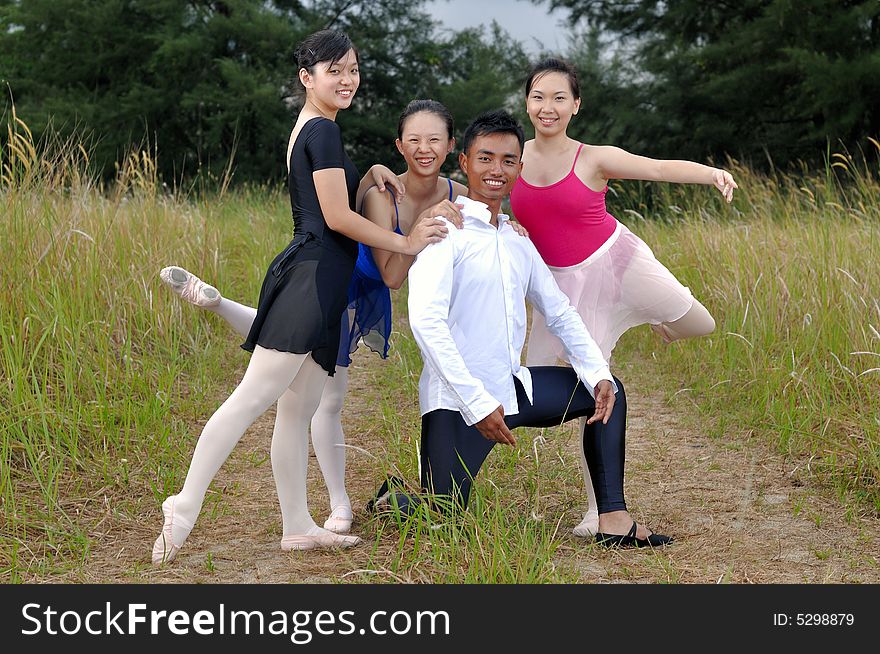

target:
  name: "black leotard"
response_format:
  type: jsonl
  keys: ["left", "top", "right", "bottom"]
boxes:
{"left": 242, "top": 117, "right": 360, "bottom": 374}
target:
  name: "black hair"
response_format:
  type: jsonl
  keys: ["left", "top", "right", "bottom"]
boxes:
{"left": 397, "top": 99, "right": 455, "bottom": 140}
{"left": 293, "top": 29, "right": 358, "bottom": 74}
{"left": 461, "top": 110, "right": 525, "bottom": 155}
{"left": 524, "top": 57, "right": 581, "bottom": 100}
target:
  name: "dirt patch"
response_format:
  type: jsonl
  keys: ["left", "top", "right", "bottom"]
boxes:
{"left": 559, "top": 367, "right": 880, "bottom": 583}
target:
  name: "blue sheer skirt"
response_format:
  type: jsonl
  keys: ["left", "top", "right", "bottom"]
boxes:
{"left": 336, "top": 249, "right": 392, "bottom": 367}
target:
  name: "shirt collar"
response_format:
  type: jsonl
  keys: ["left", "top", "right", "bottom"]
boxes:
{"left": 455, "top": 194, "right": 510, "bottom": 227}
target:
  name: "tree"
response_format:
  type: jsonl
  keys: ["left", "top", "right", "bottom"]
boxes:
{"left": 341, "top": 21, "right": 530, "bottom": 177}
{"left": 1, "top": 0, "right": 308, "bottom": 183}
{"left": 0, "top": 0, "right": 528, "bottom": 185}
{"left": 538, "top": 0, "right": 880, "bottom": 168}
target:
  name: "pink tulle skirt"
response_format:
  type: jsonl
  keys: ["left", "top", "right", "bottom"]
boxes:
{"left": 527, "top": 221, "right": 694, "bottom": 364}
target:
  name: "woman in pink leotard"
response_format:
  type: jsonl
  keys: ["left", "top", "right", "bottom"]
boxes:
{"left": 509, "top": 57, "right": 738, "bottom": 539}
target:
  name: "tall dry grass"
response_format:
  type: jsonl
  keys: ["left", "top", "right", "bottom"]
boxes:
{"left": 611, "top": 144, "right": 880, "bottom": 514}
{"left": 1, "top": 114, "right": 290, "bottom": 581}
{"left": 2, "top": 112, "right": 878, "bottom": 581}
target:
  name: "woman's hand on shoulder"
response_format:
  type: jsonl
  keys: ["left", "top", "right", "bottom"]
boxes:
{"left": 711, "top": 168, "right": 738, "bottom": 203}
{"left": 368, "top": 164, "right": 405, "bottom": 198}
{"left": 509, "top": 220, "right": 529, "bottom": 238}
{"left": 418, "top": 199, "right": 464, "bottom": 229}
{"left": 404, "top": 216, "right": 449, "bottom": 254}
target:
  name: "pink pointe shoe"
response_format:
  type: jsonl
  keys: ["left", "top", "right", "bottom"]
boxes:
{"left": 159, "top": 266, "right": 221, "bottom": 308}
{"left": 323, "top": 506, "right": 353, "bottom": 534}
{"left": 151, "top": 495, "right": 194, "bottom": 565}
{"left": 280, "top": 526, "right": 361, "bottom": 552}
{"left": 572, "top": 511, "right": 600, "bottom": 539}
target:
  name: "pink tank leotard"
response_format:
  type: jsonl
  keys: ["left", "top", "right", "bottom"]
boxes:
{"left": 510, "top": 143, "right": 618, "bottom": 267}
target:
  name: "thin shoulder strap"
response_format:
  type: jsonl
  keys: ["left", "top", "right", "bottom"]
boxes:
{"left": 446, "top": 177, "right": 453, "bottom": 200}
{"left": 388, "top": 188, "right": 401, "bottom": 231}
{"left": 569, "top": 143, "right": 585, "bottom": 174}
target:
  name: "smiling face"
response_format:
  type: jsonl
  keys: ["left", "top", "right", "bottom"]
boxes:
{"left": 300, "top": 48, "right": 360, "bottom": 114}
{"left": 525, "top": 71, "right": 581, "bottom": 137}
{"left": 396, "top": 111, "right": 455, "bottom": 178}
{"left": 459, "top": 132, "right": 523, "bottom": 206}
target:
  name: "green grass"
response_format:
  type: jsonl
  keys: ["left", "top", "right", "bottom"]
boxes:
{"left": 613, "top": 150, "right": 880, "bottom": 515}
{"left": 1, "top": 118, "right": 292, "bottom": 581}
{"left": 2, "top": 115, "right": 878, "bottom": 581}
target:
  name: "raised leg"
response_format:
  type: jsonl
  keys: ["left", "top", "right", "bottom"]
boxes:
{"left": 651, "top": 298, "right": 715, "bottom": 343}
{"left": 159, "top": 266, "right": 257, "bottom": 338}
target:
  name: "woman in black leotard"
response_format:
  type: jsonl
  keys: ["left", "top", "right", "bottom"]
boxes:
{"left": 151, "top": 29, "right": 447, "bottom": 563}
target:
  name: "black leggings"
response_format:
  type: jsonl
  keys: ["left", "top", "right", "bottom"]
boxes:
{"left": 406, "top": 367, "right": 626, "bottom": 515}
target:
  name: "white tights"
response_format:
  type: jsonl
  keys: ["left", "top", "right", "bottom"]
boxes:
{"left": 204, "top": 296, "right": 351, "bottom": 515}
{"left": 172, "top": 346, "right": 329, "bottom": 540}
{"left": 651, "top": 299, "right": 716, "bottom": 343}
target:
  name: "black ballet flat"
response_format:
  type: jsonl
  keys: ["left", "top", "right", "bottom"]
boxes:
{"left": 366, "top": 476, "right": 406, "bottom": 514}
{"left": 595, "top": 521, "right": 673, "bottom": 548}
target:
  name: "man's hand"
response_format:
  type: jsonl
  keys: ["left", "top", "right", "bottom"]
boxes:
{"left": 586, "top": 380, "right": 616, "bottom": 425}
{"left": 474, "top": 406, "right": 516, "bottom": 445}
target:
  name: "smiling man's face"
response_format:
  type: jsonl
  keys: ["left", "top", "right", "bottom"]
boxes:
{"left": 459, "top": 132, "right": 523, "bottom": 206}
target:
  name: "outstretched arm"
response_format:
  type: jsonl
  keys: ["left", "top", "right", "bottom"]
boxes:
{"left": 365, "top": 190, "right": 465, "bottom": 290}
{"left": 593, "top": 146, "right": 738, "bottom": 203}
{"left": 315, "top": 168, "right": 447, "bottom": 255}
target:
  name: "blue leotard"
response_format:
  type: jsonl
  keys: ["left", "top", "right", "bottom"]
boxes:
{"left": 336, "top": 178, "right": 454, "bottom": 366}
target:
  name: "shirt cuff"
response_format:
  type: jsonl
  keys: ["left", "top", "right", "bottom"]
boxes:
{"left": 581, "top": 367, "right": 616, "bottom": 398}
{"left": 458, "top": 392, "right": 502, "bottom": 427}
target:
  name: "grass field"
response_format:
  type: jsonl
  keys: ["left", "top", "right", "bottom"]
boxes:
{"left": 2, "top": 119, "right": 878, "bottom": 582}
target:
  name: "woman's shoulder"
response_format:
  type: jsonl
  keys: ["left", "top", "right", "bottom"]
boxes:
{"left": 575, "top": 143, "right": 616, "bottom": 190}
{"left": 304, "top": 116, "right": 342, "bottom": 142}
{"left": 309, "top": 115, "right": 339, "bottom": 131}
{"left": 577, "top": 142, "right": 623, "bottom": 166}
{"left": 582, "top": 143, "right": 627, "bottom": 159}
{"left": 448, "top": 178, "right": 468, "bottom": 198}
{"left": 363, "top": 184, "right": 395, "bottom": 204}
{"left": 362, "top": 186, "right": 396, "bottom": 224}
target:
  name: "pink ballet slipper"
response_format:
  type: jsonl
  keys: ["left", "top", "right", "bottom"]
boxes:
{"left": 323, "top": 506, "right": 353, "bottom": 534}
{"left": 280, "top": 526, "right": 361, "bottom": 552}
{"left": 159, "top": 266, "right": 221, "bottom": 308}
{"left": 151, "top": 495, "right": 194, "bottom": 565}
{"left": 572, "top": 511, "right": 599, "bottom": 539}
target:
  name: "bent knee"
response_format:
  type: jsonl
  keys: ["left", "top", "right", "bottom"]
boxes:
{"left": 704, "top": 314, "right": 716, "bottom": 335}
{"left": 683, "top": 313, "right": 716, "bottom": 339}
{"left": 693, "top": 310, "right": 716, "bottom": 337}
{"left": 225, "top": 392, "right": 277, "bottom": 422}
{"left": 667, "top": 302, "right": 715, "bottom": 340}
{"left": 315, "top": 388, "right": 345, "bottom": 415}
{"left": 611, "top": 376, "right": 626, "bottom": 404}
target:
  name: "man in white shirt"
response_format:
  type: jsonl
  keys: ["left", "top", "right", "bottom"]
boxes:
{"left": 375, "top": 110, "right": 669, "bottom": 547}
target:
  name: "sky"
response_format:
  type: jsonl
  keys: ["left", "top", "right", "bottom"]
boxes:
{"left": 423, "top": 0, "right": 573, "bottom": 54}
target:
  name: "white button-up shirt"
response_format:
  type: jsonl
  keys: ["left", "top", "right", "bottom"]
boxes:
{"left": 408, "top": 195, "right": 614, "bottom": 425}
